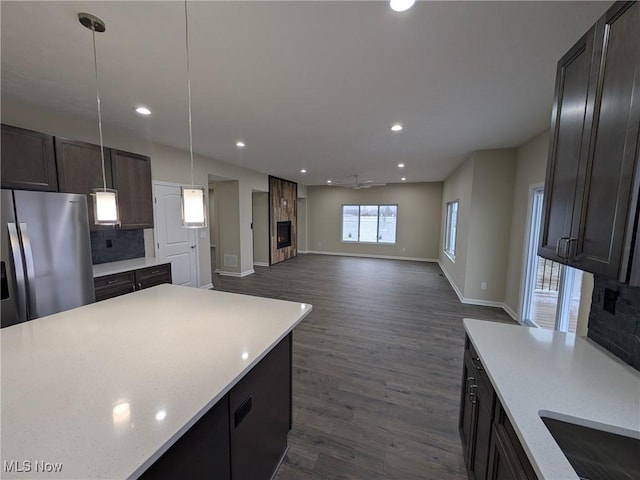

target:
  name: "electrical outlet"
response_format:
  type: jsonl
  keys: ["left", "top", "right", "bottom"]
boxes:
{"left": 402, "top": 247, "right": 406, "bottom": 252}
{"left": 199, "top": 230, "right": 207, "bottom": 238}
{"left": 481, "top": 282, "right": 487, "bottom": 290}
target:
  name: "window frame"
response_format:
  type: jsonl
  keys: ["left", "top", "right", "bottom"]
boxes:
{"left": 444, "top": 200, "right": 459, "bottom": 261}
{"left": 340, "top": 204, "right": 398, "bottom": 245}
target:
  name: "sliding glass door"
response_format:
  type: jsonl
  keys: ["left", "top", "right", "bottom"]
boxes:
{"left": 521, "top": 187, "right": 582, "bottom": 333}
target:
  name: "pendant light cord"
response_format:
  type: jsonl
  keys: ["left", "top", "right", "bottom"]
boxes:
{"left": 91, "top": 23, "right": 107, "bottom": 192}
{"left": 184, "top": 0, "right": 195, "bottom": 187}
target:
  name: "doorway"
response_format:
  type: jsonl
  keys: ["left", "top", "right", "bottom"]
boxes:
{"left": 521, "top": 186, "right": 582, "bottom": 333}
{"left": 153, "top": 182, "right": 199, "bottom": 287}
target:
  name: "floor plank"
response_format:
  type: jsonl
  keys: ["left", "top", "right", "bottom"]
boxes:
{"left": 213, "top": 254, "right": 515, "bottom": 479}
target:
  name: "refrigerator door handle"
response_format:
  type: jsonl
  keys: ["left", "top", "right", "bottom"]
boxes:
{"left": 19, "top": 223, "right": 38, "bottom": 319}
{"left": 7, "top": 223, "right": 28, "bottom": 322}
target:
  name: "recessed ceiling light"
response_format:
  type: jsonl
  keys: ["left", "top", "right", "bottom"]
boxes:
{"left": 401, "top": 177, "right": 406, "bottom": 181}
{"left": 236, "top": 141, "right": 245, "bottom": 148}
{"left": 391, "top": 124, "right": 403, "bottom": 132}
{"left": 398, "top": 163, "right": 405, "bottom": 168}
{"left": 390, "top": 0, "right": 416, "bottom": 13}
{"left": 327, "top": 180, "right": 332, "bottom": 184}
{"left": 300, "top": 169, "right": 307, "bottom": 173}
{"left": 135, "top": 106, "right": 151, "bottom": 116}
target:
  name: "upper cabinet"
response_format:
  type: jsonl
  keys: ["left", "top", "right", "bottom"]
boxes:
{"left": 540, "top": 1, "right": 640, "bottom": 284}
{"left": 1, "top": 126, "right": 155, "bottom": 231}
{"left": 110, "top": 149, "right": 153, "bottom": 229}
{"left": 1, "top": 125, "right": 58, "bottom": 191}
{"left": 56, "top": 137, "right": 113, "bottom": 229}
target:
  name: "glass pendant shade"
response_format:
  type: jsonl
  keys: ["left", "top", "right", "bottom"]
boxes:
{"left": 93, "top": 188, "right": 119, "bottom": 225}
{"left": 390, "top": 0, "right": 415, "bottom": 12}
{"left": 181, "top": 186, "right": 207, "bottom": 228}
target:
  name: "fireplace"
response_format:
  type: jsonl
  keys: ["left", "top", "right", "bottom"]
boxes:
{"left": 277, "top": 221, "right": 291, "bottom": 249}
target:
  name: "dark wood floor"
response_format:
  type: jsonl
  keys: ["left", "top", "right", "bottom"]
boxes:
{"left": 213, "top": 254, "right": 515, "bottom": 479}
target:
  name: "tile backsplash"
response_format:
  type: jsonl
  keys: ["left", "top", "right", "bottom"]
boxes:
{"left": 588, "top": 275, "right": 640, "bottom": 371}
{"left": 91, "top": 229, "right": 145, "bottom": 264}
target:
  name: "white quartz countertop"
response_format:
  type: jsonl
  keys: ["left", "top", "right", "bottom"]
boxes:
{"left": 1, "top": 285, "right": 312, "bottom": 479}
{"left": 463, "top": 318, "right": 640, "bottom": 480}
{"left": 92, "top": 258, "right": 168, "bottom": 277}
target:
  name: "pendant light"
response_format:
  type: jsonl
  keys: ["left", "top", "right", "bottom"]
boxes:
{"left": 181, "top": 0, "right": 207, "bottom": 228}
{"left": 79, "top": 13, "right": 120, "bottom": 226}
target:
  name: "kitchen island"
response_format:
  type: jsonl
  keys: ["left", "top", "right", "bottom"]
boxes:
{"left": 1, "top": 284, "right": 312, "bottom": 479}
{"left": 461, "top": 318, "right": 640, "bottom": 480}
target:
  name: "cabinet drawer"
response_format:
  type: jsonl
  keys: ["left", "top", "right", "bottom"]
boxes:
{"left": 135, "top": 264, "right": 172, "bottom": 289}
{"left": 94, "top": 272, "right": 136, "bottom": 302}
{"left": 94, "top": 271, "right": 135, "bottom": 290}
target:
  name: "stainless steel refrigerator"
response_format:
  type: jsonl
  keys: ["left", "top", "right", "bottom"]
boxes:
{"left": 1, "top": 189, "right": 95, "bottom": 327}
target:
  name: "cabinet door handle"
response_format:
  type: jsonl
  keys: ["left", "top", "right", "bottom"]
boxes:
{"left": 131, "top": 284, "right": 136, "bottom": 293}
{"left": 474, "top": 357, "right": 484, "bottom": 371}
{"left": 465, "top": 376, "right": 475, "bottom": 395}
{"left": 556, "top": 237, "right": 569, "bottom": 257}
{"left": 565, "top": 238, "right": 577, "bottom": 261}
{"left": 468, "top": 384, "right": 478, "bottom": 405}
{"left": 107, "top": 279, "right": 118, "bottom": 285}
{"left": 137, "top": 282, "right": 142, "bottom": 290}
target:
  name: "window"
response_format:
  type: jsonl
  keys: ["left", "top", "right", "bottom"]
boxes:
{"left": 444, "top": 200, "right": 458, "bottom": 259}
{"left": 342, "top": 205, "right": 397, "bottom": 244}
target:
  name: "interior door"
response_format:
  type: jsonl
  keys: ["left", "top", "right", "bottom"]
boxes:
{"left": 153, "top": 183, "right": 198, "bottom": 287}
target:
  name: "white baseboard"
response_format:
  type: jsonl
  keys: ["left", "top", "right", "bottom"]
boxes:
{"left": 502, "top": 303, "right": 519, "bottom": 322}
{"left": 253, "top": 262, "right": 269, "bottom": 267}
{"left": 437, "top": 261, "right": 519, "bottom": 320}
{"left": 306, "top": 250, "right": 438, "bottom": 263}
{"left": 200, "top": 283, "right": 214, "bottom": 290}
{"left": 217, "top": 269, "right": 255, "bottom": 277}
{"left": 297, "top": 250, "right": 308, "bottom": 254}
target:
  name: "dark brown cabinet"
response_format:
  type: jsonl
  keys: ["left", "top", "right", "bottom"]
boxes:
{"left": 56, "top": 137, "right": 113, "bottom": 230}
{"left": 540, "top": 1, "right": 640, "bottom": 283}
{"left": 140, "top": 334, "right": 292, "bottom": 479}
{"left": 139, "top": 396, "right": 231, "bottom": 480}
{"left": 488, "top": 404, "right": 537, "bottom": 480}
{"left": 110, "top": 149, "right": 153, "bottom": 229}
{"left": 460, "top": 336, "right": 537, "bottom": 480}
{"left": 56, "top": 138, "right": 154, "bottom": 230}
{"left": 135, "top": 264, "right": 172, "bottom": 290}
{"left": 93, "top": 263, "right": 171, "bottom": 302}
{"left": 230, "top": 334, "right": 291, "bottom": 480}
{"left": 460, "top": 339, "right": 494, "bottom": 480}
{"left": 1, "top": 124, "right": 58, "bottom": 191}
{"left": 94, "top": 271, "right": 136, "bottom": 302}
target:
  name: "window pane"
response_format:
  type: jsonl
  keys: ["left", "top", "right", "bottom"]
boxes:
{"left": 378, "top": 205, "right": 397, "bottom": 243}
{"left": 342, "top": 205, "right": 359, "bottom": 242}
{"left": 359, "top": 205, "right": 378, "bottom": 242}
{"left": 445, "top": 201, "right": 458, "bottom": 256}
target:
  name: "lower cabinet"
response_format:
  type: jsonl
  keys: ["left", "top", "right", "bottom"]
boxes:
{"left": 230, "top": 333, "right": 291, "bottom": 480}
{"left": 459, "top": 336, "right": 537, "bottom": 480}
{"left": 93, "top": 263, "right": 172, "bottom": 302}
{"left": 140, "top": 334, "right": 292, "bottom": 480}
{"left": 139, "top": 396, "right": 231, "bottom": 480}
{"left": 488, "top": 403, "right": 538, "bottom": 480}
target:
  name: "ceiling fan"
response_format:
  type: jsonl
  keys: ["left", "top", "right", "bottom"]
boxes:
{"left": 335, "top": 175, "right": 386, "bottom": 190}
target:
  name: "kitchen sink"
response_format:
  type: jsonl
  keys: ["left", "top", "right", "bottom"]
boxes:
{"left": 540, "top": 414, "right": 640, "bottom": 480}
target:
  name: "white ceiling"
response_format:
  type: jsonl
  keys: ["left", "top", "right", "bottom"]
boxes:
{"left": 1, "top": 1, "right": 611, "bottom": 186}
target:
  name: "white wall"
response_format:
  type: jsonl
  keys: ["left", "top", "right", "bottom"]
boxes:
{"left": 440, "top": 148, "right": 517, "bottom": 304}
{"left": 307, "top": 182, "right": 443, "bottom": 260}
{"left": 440, "top": 158, "right": 474, "bottom": 294}
{"left": 504, "top": 131, "right": 549, "bottom": 314}
{"left": 2, "top": 98, "right": 268, "bottom": 286}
